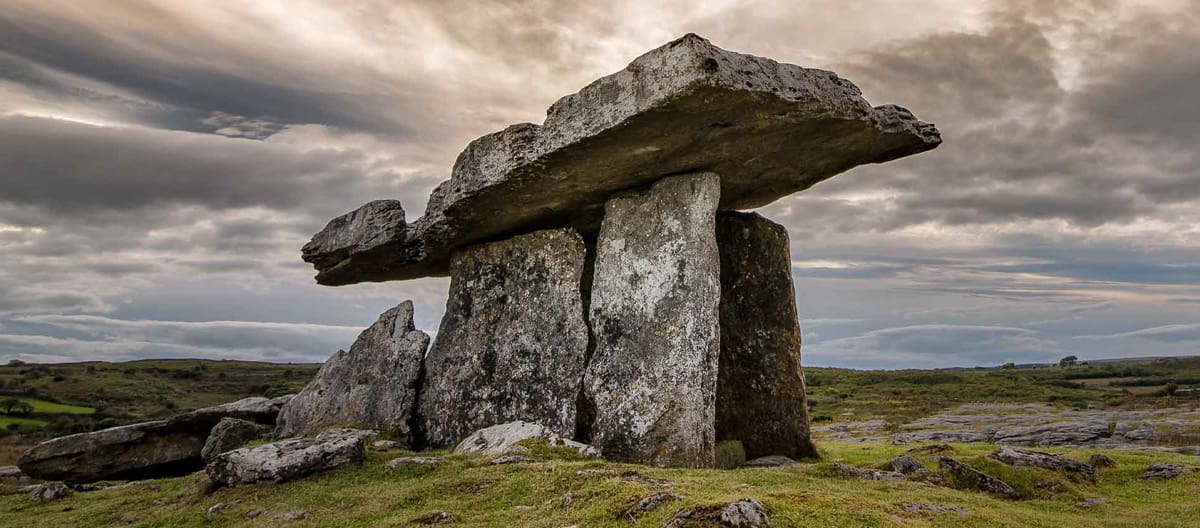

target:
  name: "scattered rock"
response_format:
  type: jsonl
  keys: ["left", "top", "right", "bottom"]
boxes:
{"left": 833, "top": 462, "right": 906, "bottom": 481}
{"left": 26, "top": 482, "right": 70, "bottom": 501}
{"left": 889, "top": 455, "right": 924, "bottom": 475}
{"left": 272, "top": 510, "right": 307, "bottom": 521}
{"left": 201, "top": 418, "right": 270, "bottom": 463}
{"left": 491, "top": 455, "right": 539, "bottom": 465}
{"left": 244, "top": 508, "right": 268, "bottom": 519}
{"left": 575, "top": 468, "right": 616, "bottom": 477}
{"left": 993, "top": 421, "right": 1111, "bottom": 446}
{"left": 743, "top": 455, "right": 798, "bottom": 468}
{"left": 207, "top": 500, "right": 240, "bottom": 514}
{"left": 720, "top": 499, "right": 769, "bottom": 527}
{"left": 988, "top": 446, "right": 1096, "bottom": 482}
{"left": 17, "top": 395, "right": 288, "bottom": 483}
{"left": 715, "top": 440, "right": 746, "bottom": 470}
{"left": 0, "top": 465, "right": 33, "bottom": 485}
{"left": 585, "top": 173, "right": 722, "bottom": 468}
{"left": 453, "top": 421, "right": 599, "bottom": 458}
{"left": 410, "top": 510, "right": 452, "bottom": 524}
{"left": 1090, "top": 454, "right": 1118, "bottom": 467}
{"left": 902, "top": 503, "right": 966, "bottom": 516}
{"left": 373, "top": 440, "right": 400, "bottom": 450}
{"left": 1141, "top": 463, "right": 1185, "bottom": 480}
{"left": 386, "top": 456, "right": 445, "bottom": 469}
{"left": 715, "top": 212, "right": 816, "bottom": 460}
{"left": 623, "top": 492, "right": 683, "bottom": 517}
{"left": 274, "top": 301, "right": 429, "bottom": 442}
{"left": 206, "top": 429, "right": 369, "bottom": 486}
{"left": 305, "top": 34, "right": 939, "bottom": 285}
{"left": 418, "top": 230, "right": 589, "bottom": 448}
{"left": 937, "top": 457, "right": 1016, "bottom": 496}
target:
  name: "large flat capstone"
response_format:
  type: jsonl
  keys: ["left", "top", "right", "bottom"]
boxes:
{"left": 715, "top": 212, "right": 816, "bottom": 460}
{"left": 583, "top": 173, "right": 721, "bottom": 467}
{"left": 305, "top": 33, "right": 941, "bottom": 285}
{"left": 274, "top": 301, "right": 429, "bottom": 442}
{"left": 417, "top": 228, "right": 590, "bottom": 448}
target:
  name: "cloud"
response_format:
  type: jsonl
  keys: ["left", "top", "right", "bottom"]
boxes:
{"left": 1077, "top": 324, "right": 1200, "bottom": 343}
{"left": 806, "top": 324, "right": 1064, "bottom": 369}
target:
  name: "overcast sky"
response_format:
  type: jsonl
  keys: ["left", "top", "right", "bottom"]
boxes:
{"left": 1, "top": 0, "right": 1197, "bottom": 369}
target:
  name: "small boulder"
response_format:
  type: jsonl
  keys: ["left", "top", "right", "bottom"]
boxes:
{"left": 411, "top": 510, "right": 452, "bottom": 524}
{"left": 988, "top": 446, "right": 1096, "bottom": 482}
{"left": 720, "top": 499, "right": 769, "bottom": 527}
{"left": 491, "top": 455, "right": 539, "bottom": 465}
{"left": 833, "top": 462, "right": 905, "bottom": 481}
{"left": 889, "top": 455, "right": 924, "bottom": 475}
{"left": 26, "top": 482, "right": 70, "bottom": 501}
{"left": 623, "top": 492, "right": 684, "bottom": 517}
{"left": 206, "top": 429, "right": 369, "bottom": 487}
{"left": 207, "top": 501, "right": 241, "bottom": 514}
{"left": 373, "top": 440, "right": 400, "bottom": 450}
{"left": 244, "top": 508, "right": 268, "bottom": 519}
{"left": 743, "top": 455, "right": 798, "bottom": 468}
{"left": 273, "top": 510, "right": 307, "bottom": 522}
{"left": 201, "top": 418, "right": 270, "bottom": 463}
{"left": 453, "top": 421, "right": 599, "bottom": 457}
{"left": 1141, "top": 463, "right": 1185, "bottom": 481}
{"left": 1089, "top": 454, "right": 1117, "bottom": 468}
{"left": 937, "top": 457, "right": 1016, "bottom": 497}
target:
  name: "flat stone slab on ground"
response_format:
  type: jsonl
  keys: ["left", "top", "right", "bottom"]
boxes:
{"left": 988, "top": 446, "right": 1096, "bottom": 482}
{"left": 452, "top": 421, "right": 599, "bottom": 457}
{"left": 304, "top": 33, "right": 940, "bottom": 285}
{"left": 206, "top": 429, "right": 370, "bottom": 486}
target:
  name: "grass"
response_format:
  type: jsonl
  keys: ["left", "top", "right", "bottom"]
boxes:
{"left": 6, "top": 397, "right": 94, "bottom": 415}
{"left": 1, "top": 441, "right": 1196, "bottom": 527}
{"left": 0, "top": 415, "right": 46, "bottom": 428}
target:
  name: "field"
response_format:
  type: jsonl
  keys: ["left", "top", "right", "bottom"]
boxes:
{"left": 1, "top": 441, "right": 1196, "bottom": 527}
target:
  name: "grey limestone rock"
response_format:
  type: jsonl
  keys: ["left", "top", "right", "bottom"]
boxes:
{"left": 715, "top": 211, "right": 815, "bottom": 460}
{"left": 1141, "top": 463, "right": 1185, "bottom": 480}
{"left": 417, "top": 229, "right": 589, "bottom": 448}
{"left": 26, "top": 482, "right": 70, "bottom": 501}
{"left": 17, "top": 396, "right": 286, "bottom": 483}
{"left": 937, "top": 456, "right": 1016, "bottom": 496}
{"left": 720, "top": 499, "right": 770, "bottom": 527}
{"left": 305, "top": 33, "right": 940, "bottom": 285}
{"left": 584, "top": 173, "right": 721, "bottom": 468}
{"left": 452, "top": 421, "right": 599, "bottom": 457}
{"left": 275, "top": 301, "right": 429, "bottom": 442}
{"left": 205, "top": 429, "right": 370, "bottom": 487}
{"left": 201, "top": 418, "right": 271, "bottom": 463}
{"left": 889, "top": 454, "right": 925, "bottom": 475}
{"left": 386, "top": 456, "right": 445, "bottom": 468}
{"left": 301, "top": 199, "right": 411, "bottom": 277}
{"left": 833, "top": 462, "right": 906, "bottom": 481}
{"left": 988, "top": 446, "right": 1096, "bottom": 482}
{"left": 993, "top": 421, "right": 1110, "bottom": 446}
{"left": 0, "top": 465, "right": 33, "bottom": 485}
{"left": 743, "top": 455, "right": 799, "bottom": 468}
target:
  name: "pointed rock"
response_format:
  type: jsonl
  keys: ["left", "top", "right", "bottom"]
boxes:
{"left": 274, "top": 301, "right": 429, "bottom": 442}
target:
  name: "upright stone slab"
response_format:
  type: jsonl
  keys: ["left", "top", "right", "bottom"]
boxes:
{"left": 584, "top": 173, "right": 721, "bottom": 468}
{"left": 417, "top": 228, "right": 589, "bottom": 448}
{"left": 274, "top": 301, "right": 429, "bottom": 442}
{"left": 715, "top": 212, "right": 816, "bottom": 460}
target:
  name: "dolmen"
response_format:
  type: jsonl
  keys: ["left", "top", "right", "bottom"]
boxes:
{"left": 292, "top": 34, "right": 941, "bottom": 467}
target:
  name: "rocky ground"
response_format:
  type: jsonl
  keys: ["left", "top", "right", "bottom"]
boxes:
{"left": 813, "top": 403, "right": 1200, "bottom": 456}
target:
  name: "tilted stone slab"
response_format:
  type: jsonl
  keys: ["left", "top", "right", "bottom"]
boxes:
{"left": 304, "top": 33, "right": 941, "bottom": 285}
{"left": 715, "top": 211, "right": 817, "bottom": 460}
{"left": 417, "top": 229, "right": 589, "bottom": 448}
{"left": 274, "top": 301, "right": 429, "bottom": 443}
{"left": 17, "top": 396, "right": 288, "bottom": 483}
{"left": 206, "top": 429, "right": 370, "bottom": 486}
{"left": 583, "top": 173, "right": 721, "bottom": 468}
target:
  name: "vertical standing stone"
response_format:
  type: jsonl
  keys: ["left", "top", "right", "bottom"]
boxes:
{"left": 584, "top": 173, "right": 721, "bottom": 468}
{"left": 715, "top": 212, "right": 816, "bottom": 460}
{"left": 274, "top": 301, "right": 429, "bottom": 443}
{"left": 418, "top": 229, "right": 589, "bottom": 448}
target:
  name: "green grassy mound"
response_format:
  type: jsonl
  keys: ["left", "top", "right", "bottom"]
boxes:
{"left": 2, "top": 442, "right": 1196, "bottom": 527}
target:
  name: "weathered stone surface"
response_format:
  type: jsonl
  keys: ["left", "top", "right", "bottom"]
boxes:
{"left": 584, "top": 173, "right": 721, "bottom": 468}
{"left": 937, "top": 457, "right": 1016, "bottom": 496}
{"left": 305, "top": 33, "right": 940, "bottom": 285}
{"left": 452, "top": 421, "right": 599, "bottom": 457}
{"left": 890, "top": 455, "right": 925, "bottom": 475}
{"left": 833, "top": 462, "right": 906, "bottom": 481}
{"left": 202, "top": 418, "right": 271, "bottom": 463}
{"left": 993, "top": 421, "right": 1110, "bottom": 446}
{"left": 1141, "top": 463, "right": 1185, "bottom": 480}
{"left": 206, "top": 429, "right": 369, "bottom": 487}
{"left": 301, "top": 199, "right": 411, "bottom": 278}
{"left": 275, "top": 301, "right": 429, "bottom": 441}
{"left": 17, "top": 396, "right": 287, "bottom": 483}
{"left": 624, "top": 492, "right": 684, "bottom": 517}
{"left": 715, "top": 211, "right": 816, "bottom": 460}
{"left": 743, "top": 455, "right": 799, "bottom": 468}
{"left": 0, "top": 465, "right": 33, "bottom": 485}
{"left": 386, "top": 456, "right": 445, "bottom": 469}
{"left": 988, "top": 446, "right": 1096, "bottom": 482}
{"left": 417, "top": 230, "right": 588, "bottom": 448}
{"left": 720, "top": 499, "right": 770, "bottom": 527}
{"left": 26, "top": 482, "right": 70, "bottom": 501}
